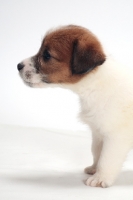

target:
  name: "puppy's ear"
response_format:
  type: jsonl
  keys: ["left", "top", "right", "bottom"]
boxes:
{"left": 71, "top": 40, "right": 106, "bottom": 74}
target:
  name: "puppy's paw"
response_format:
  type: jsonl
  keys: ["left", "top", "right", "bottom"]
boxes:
{"left": 85, "top": 173, "right": 113, "bottom": 188}
{"left": 84, "top": 166, "right": 96, "bottom": 175}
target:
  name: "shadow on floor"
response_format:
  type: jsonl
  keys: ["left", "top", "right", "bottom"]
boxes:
{"left": 2, "top": 170, "right": 133, "bottom": 188}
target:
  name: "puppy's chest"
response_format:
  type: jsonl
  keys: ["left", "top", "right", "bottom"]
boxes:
{"left": 79, "top": 90, "right": 108, "bottom": 125}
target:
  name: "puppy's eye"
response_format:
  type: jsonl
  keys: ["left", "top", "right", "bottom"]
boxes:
{"left": 42, "top": 50, "right": 51, "bottom": 61}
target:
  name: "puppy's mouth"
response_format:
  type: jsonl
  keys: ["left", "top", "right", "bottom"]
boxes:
{"left": 19, "top": 72, "right": 49, "bottom": 88}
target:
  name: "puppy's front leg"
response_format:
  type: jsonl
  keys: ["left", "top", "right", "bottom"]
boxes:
{"left": 84, "top": 132, "right": 103, "bottom": 175}
{"left": 86, "top": 136, "right": 132, "bottom": 188}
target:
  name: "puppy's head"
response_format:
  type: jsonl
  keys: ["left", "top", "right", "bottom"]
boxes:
{"left": 17, "top": 25, "right": 106, "bottom": 87}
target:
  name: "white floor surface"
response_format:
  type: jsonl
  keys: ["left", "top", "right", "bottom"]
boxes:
{"left": 0, "top": 124, "right": 133, "bottom": 200}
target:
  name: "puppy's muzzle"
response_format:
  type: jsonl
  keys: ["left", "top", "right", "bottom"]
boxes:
{"left": 17, "top": 63, "right": 24, "bottom": 71}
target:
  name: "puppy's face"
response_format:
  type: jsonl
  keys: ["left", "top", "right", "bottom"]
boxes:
{"left": 17, "top": 25, "right": 106, "bottom": 87}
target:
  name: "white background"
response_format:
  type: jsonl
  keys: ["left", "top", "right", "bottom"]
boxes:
{"left": 0, "top": 1, "right": 133, "bottom": 199}
{"left": 0, "top": 0, "right": 133, "bottom": 130}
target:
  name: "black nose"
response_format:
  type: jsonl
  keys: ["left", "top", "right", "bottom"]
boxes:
{"left": 17, "top": 63, "right": 24, "bottom": 71}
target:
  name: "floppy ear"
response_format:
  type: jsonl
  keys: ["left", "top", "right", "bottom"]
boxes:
{"left": 71, "top": 40, "right": 106, "bottom": 74}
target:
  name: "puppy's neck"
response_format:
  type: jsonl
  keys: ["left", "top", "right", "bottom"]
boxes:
{"left": 63, "top": 64, "right": 104, "bottom": 96}
{"left": 62, "top": 58, "right": 118, "bottom": 98}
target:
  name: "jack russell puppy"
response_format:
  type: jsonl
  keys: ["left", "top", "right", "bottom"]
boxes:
{"left": 17, "top": 25, "right": 133, "bottom": 188}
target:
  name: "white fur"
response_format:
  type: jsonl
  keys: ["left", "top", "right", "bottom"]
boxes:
{"left": 19, "top": 57, "right": 42, "bottom": 85}
{"left": 65, "top": 57, "right": 133, "bottom": 187}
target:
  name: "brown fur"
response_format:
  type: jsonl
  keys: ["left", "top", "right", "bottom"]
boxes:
{"left": 34, "top": 25, "right": 106, "bottom": 84}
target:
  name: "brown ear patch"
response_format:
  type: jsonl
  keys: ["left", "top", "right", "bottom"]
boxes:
{"left": 71, "top": 39, "right": 106, "bottom": 74}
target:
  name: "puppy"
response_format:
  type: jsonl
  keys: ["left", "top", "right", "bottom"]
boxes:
{"left": 17, "top": 25, "right": 133, "bottom": 188}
